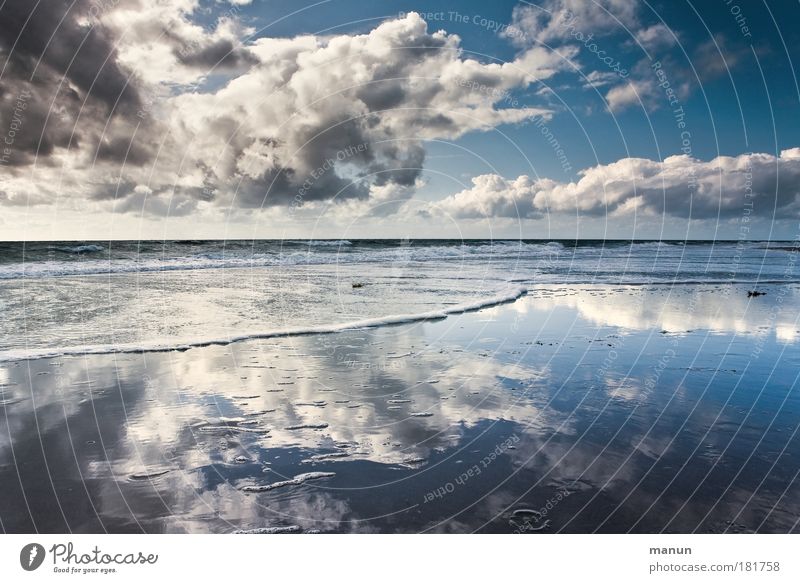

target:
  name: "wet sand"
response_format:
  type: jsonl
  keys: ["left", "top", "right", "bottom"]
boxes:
{"left": 1, "top": 284, "right": 799, "bottom": 533}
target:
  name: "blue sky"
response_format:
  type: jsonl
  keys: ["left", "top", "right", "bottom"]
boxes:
{"left": 1, "top": 0, "right": 799, "bottom": 239}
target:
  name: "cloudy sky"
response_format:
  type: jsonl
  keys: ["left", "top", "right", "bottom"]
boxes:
{"left": 1, "top": 0, "right": 799, "bottom": 240}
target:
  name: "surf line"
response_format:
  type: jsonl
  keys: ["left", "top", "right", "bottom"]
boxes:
{"left": 0, "top": 286, "right": 528, "bottom": 363}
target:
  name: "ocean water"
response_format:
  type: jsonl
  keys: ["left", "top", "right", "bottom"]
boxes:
{"left": 1, "top": 240, "right": 799, "bottom": 533}
{"left": 0, "top": 239, "right": 796, "bottom": 360}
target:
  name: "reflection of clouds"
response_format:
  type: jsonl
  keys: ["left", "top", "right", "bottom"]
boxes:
{"left": 3, "top": 283, "right": 799, "bottom": 533}
{"left": 775, "top": 325, "right": 799, "bottom": 343}
{"left": 604, "top": 378, "right": 643, "bottom": 402}
{"left": 89, "top": 469, "right": 365, "bottom": 533}
{"left": 523, "top": 286, "right": 800, "bottom": 339}
{"left": 186, "top": 331, "right": 552, "bottom": 464}
{"left": 0, "top": 359, "right": 122, "bottom": 459}
{"left": 1, "top": 325, "right": 557, "bottom": 532}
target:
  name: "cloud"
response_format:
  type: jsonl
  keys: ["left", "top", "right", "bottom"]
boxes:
{"left": 605, "top": 78, "right": 656, "bottom": 111}
{"left": 503, "top": 0, "right": 640, "bottom": 46}
{"left": 435, "top": 149, "right": 800, "bottom": 220}
{"left": 692, "top": 34, "right": 749, "bottom": 81}
{"left": 102, "top": 0, "right": 257, "bottom": 85}
{"left": 634, "top": 24, "right": 678, "bottom": 52}
{"left": 582, "top": 70, "right": 619, "bottom": 89}
{"left": 0, "top": 10, "right": 574, "bottom": 214}
{"left": 0, "top": 0, "right": 146, "bottom": 168}
{"left": 173, "top": 14, "right": 571, "bottom": 208}
{"left": 505, "top": 3, "right": 745, "bottom": 116}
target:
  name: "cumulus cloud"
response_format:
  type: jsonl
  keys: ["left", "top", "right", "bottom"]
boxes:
{"left": 168, "top": 14, "right": 572, "bottom": 208}
{"left": 436, "top": 149, "right": 800, "bottom": 220}
{"left": 0, "top": 8, "right": 574, "bottom": 214}
{"left": 0, "top": 0, "right": 146, "bottom": 169}
{"left": 102, "top": 0, "right": 257, "bottom": 86}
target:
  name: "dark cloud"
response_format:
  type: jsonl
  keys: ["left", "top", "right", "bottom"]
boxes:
{"left": 0, "top": 0, "right": 148, "bottom": 168}
{"left": 96, "top": 136, "right": 152, "bottom": 166}
{"left": 0, "top": 0, "right": 139, "bottom": 110}
{"left": 174, "top": 38, "right": 258, "bottom": 71}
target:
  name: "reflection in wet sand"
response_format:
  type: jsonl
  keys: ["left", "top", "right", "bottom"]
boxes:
{"left": 1, "top": 284, "right": 799, "bottom": 533}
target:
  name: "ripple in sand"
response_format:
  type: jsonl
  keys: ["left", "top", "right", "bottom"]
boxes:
{"left": 301, "top": 452, "right": 350, "bottom": 464}
{"left": 399, "top": 457, "right": 427, "bottom": 467}
{"left": 233, "top": 525, "right": 301, "bottom": 534}
{"left": 244, "top": 409, "right": 275, "bottom": 416}
{"left": 285, "top": 423, "right": 329, "bottom": 430}
{"left": 410, "top": 412, "right": 433, "bottom": 418}
{"left": 0, "top": 397, "right": 25, "bottom": 407}
{"left": 241, "top": 472, "right": 336, "bottom": 492}
{"left": 199, "top": 423, "right": 270, "bottom": 434}
{"left": 509, "top": 509, "right": 550, "bottom": 532}
{"left": 294, "top": 401, "right": 327, "bottom": 407}
{"left": 129, "top": 469, "right": 170, "bottom": 481}
{"left": 387, "top": 399, "right": 411, "bottom": 404}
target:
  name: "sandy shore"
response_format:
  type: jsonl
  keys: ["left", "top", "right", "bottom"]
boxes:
{"left": 1, "top": 284, "right": 799, "bottom": 533}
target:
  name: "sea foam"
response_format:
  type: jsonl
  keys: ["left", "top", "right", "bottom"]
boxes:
{"left": 0, "top": 286, "right": 527, "bottom": 363}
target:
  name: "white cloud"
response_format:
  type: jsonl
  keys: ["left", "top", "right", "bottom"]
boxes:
{"left": 634, "top": 23, "right": 678, "bottom": 51}
{"left": 605, "top": 78, "right": 656, "bottom": 111}
{"left": 0, "top": 11, "right": 575, "bottom": 215}
{"left": 102, "top": 0, "right": 256, "bottom": 86}
{"left": 435, "top": 149, "right": 800, "bottom": 220}
{"left": 582, "top": 70, "right": 619, "bottom": 89}
{"left": 503, "top": 0, "right": 641, "bottom": 46}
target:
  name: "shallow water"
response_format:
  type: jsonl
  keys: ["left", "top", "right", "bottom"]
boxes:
{"left": 1, "top": 239, "right": 797, "bottom": 360}
{"left": 1, "top": 282, "right": 798, "bottom": 533}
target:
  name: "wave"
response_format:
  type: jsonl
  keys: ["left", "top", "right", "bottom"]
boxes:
{"left": 305, "top": 240, "right": 352, "bottom": 247}
{"left": 50, "top": 244, "right": 105, "bottom": 254}
{"left": 0, "top": 286, "right": 528, "bottom": 363}
{"left": 627, "top": 241, "right": 683, "bottom": 249}
{"left": 0, "top": 242, "right": 564, "bottom": 280}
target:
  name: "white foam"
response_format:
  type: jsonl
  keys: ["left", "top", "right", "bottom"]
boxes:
{"left": 0, "top": 286, "right": 527, "bottom": 363}
{"left": 301, "top": 452, "right": 350, "bottom": 464}
{"left": 306, "top": 240, "right": 352, "bottom": 247}
{"left": 0, "top": 242, "right": 565, "bottom": 280}
{"left": 285, "top": 423, "right": 329, "bottom": 430}
{"left": 241, "top": 472, "right": 335, "bottom": 492}
{"left": 128, "top": 469, "right": 170, "bottom": 481}
{"left": 51, "top": 244, "right": 105, "bottom": 254}
{"left": 233, "top": 525, "right": 301, "bottom": 534}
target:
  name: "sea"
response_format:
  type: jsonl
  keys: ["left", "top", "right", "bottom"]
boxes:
{"left": 0, "top": 239, "right": 796, "bottom": 361}
{"left": 1, "top": 239, "right": 799, "bottom": 533}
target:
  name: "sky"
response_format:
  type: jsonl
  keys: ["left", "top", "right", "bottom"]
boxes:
{"left": 1, "top": 0, "right": 799, "bottom": 240}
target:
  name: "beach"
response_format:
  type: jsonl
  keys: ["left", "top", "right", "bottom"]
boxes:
{"left": 1, "top": 241, "right": 799, "bottom": 533}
